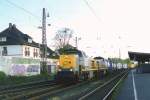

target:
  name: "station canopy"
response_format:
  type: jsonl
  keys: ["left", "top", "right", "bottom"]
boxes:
{"left": 128, "top": 51, "right": 150, "bottom": 62}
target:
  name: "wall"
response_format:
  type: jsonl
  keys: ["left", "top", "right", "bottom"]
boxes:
{"left": 0, "top": 45, "right": 23, "bottom": 57}
{"left": 47, "top": 58, "right": 58, "bottom": 74}
{"left": 0, "top": 56, "right": 12, "bottom": 74}
{"left": 0, "top": 56, "right": 40, "bottom": 76}
{"left": 22, "top": 45, "right": 40, "bottom": 59}
{"left": 0, "top": 45, "right": 40, "bottom": 59}
{"left": 0, "top": 57, "right": 59, "bottom": 76}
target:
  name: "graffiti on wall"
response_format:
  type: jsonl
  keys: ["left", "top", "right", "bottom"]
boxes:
{"left": 11, "top": 64, "right": 40, "bottom": 75}
{"left": 12, "top": 64, "right": 26, "bottom": 75}
{"left": 27, "top": 65, "right": 39, "bottom": 72}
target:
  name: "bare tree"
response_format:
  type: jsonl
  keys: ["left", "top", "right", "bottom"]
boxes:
{"left": 54, "top": 28, "right": 73, "bottom": 49}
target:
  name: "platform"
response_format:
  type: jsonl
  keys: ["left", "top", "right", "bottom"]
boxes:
{"left": 116, "top": 69, "right": 150, "bottom": 100}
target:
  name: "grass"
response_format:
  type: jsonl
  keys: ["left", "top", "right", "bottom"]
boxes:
{"left": 0, "top": 71, "right": 55, "bottom": 87}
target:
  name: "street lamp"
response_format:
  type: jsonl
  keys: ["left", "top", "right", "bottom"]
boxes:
{"left": 118, "top": 36, "right": 121, "bottom": 59}
{"left": 75, "top": 36, "right": 81, "bottom": 49}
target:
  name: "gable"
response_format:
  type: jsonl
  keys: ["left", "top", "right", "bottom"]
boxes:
{"left": 0, "top": 23, "right": 39, "bottom": 47}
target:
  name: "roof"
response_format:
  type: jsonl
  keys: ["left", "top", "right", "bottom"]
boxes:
{"left": 0, "top": 23, "right": 39, "bottom": 47}
{"left": 46, "top": 47, "right": 58, "bottom": 58}
{"left": 94, "top": 56, "right": 104, "bottom": 60}
{"left": 58, "top": 47, "right": 85, "bottom": 57}
{"left": 128, "top": 51, "right": 150, "bottom": 62}
{"left": 0, "top": 23, "right": 56, "bottom": 58}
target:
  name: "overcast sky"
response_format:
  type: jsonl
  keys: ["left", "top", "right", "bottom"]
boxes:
{"left": 1, "top": 0, "right": 150, "bottom": 58}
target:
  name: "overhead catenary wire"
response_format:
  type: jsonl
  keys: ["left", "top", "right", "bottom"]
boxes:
{"left": 83, "top": 0, "right": 101, "bottom": 23}
{"left": 83, "top": 0, "right": 108, "bottom": 57}
{"left": 5, "top": 0, "right": 41, "bottom": 22}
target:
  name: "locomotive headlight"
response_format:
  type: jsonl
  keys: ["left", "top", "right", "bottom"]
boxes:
{"left": 70, "top": 69, "right": 73, "bottom": 71}
{"left": 58, "top": 69, "right": 62, "bottom": 71}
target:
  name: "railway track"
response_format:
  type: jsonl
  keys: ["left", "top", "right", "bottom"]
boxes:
{"left": 0, "top": 79, "right": 83, "bottom": 100}
{"left": 78, "top": 70, "right": 129, "bottom": 100}
{"left": 28, "top": 80, "right": 92, "bottom": 100}
{"left": 0, "top": 80, "right": 58, "bottom": 100}
{"left": 33, "top": 70, "right": 125, "bottom": 100}
{"left": 0, "top": 70, "right": 128, "bottom": 100}
{"left": 1, "top": 80, "right": 90, "bottom": 100}
{"left": 102, "top": 70, "right": 128, "bottom": 100}
{"left": 44, "top": 70, "right": 128, "bottom": 100}
{"left": 9, "top": 84, "right": 63, "bottom": 100}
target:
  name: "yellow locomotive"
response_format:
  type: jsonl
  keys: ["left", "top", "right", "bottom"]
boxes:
{"left": 89, "top": 57, "right": 109, "bottom": 79}
{"left": 59, "top": 55, "right": 78, "bottom": 70}
{"left": 55, "top": 49, "right": 117, "bottom": 83}
{"left": 56, "top": 50, "right": 113, "bottom": 83}
{"left": 56, "top": 49, "right": 90, "bottom": 83}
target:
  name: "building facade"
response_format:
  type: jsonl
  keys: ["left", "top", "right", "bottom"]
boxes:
{"left": 0, "top": 23, "right": 58, "bottom": 76}
{"left": 0, "top": 23, "right": 40, "bottom": 59}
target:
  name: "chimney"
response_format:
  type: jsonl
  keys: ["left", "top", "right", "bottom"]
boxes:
{"left": 12, "top": 24, "right": 16, "bottom": 28}
{"left": 9, "top": 23, "right": 12, "bottom": 28}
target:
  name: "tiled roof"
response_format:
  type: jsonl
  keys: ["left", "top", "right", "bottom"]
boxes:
{"left": 0, "top": 23, "right": 56, "bottom": 57}
{"left": 0, "top": 23, "right": 39, "bottom": 47}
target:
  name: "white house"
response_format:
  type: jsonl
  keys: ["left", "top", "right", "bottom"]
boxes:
{"left": 0, "top": 23, "right": 40, "bottom": 59}
{"left": 0, "top": 23, "right": 58, "bottom": 76}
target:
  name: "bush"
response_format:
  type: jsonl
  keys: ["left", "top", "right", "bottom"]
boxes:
{"left": 0, "top": 71, "right": 6, "bottom": 80}
{"left": 7, "top": 74, "right": 52, "bottom": 84}
{"left": 0, "top": 73, "right": 53, "bottom": 86}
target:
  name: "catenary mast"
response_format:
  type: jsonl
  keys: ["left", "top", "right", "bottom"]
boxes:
{"left": 41, "top": 8, "right": 47, "bottom": 74}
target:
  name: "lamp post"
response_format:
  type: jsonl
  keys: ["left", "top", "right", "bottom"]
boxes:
{"left": 118, "top": 35, "right": 123, "bottom": 69}
{"left": 75, "top": 36, "right": 81, "bottom": 49}
{"left": 118, "top": 36, "right": 121, "bottom": 59}
{"left": 38, "top": 8, "right": 50, "bottom": 75}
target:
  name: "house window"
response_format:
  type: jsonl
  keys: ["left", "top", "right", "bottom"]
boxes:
{"left": 27, "top": 47, "right": 30, "bottom": 56}
{"left": 33, "top": 48, "right": 35, "bottom": 57}
{"left": 25, "top": 47, "right": 27, "bottom": 56}
{"left": 2, "top": 47, "right": 7, "bottom": 56}
{"left": 33, "top": 48, "right": 38, "bottom": 58}
{"left": 28, "top": 38, "right": 32, "bottom": 43}
{"left": 0, "top": 37, "right": 6, "bottom": 42}
{"left": 36, "top": 49, "right": 38, "bottom": 57}
{"left": 25, "top": 47, "right": 30, "bottom": 56}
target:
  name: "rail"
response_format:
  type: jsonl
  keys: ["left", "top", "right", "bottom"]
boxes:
{"left": 103, "top": 70, "right": 128, "bottom": 100}
{"left": 0, "top": 80, "right": 56, "bottom": 99}
{"left": 78, "top": 70, "right": 129, "bottom": 100}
